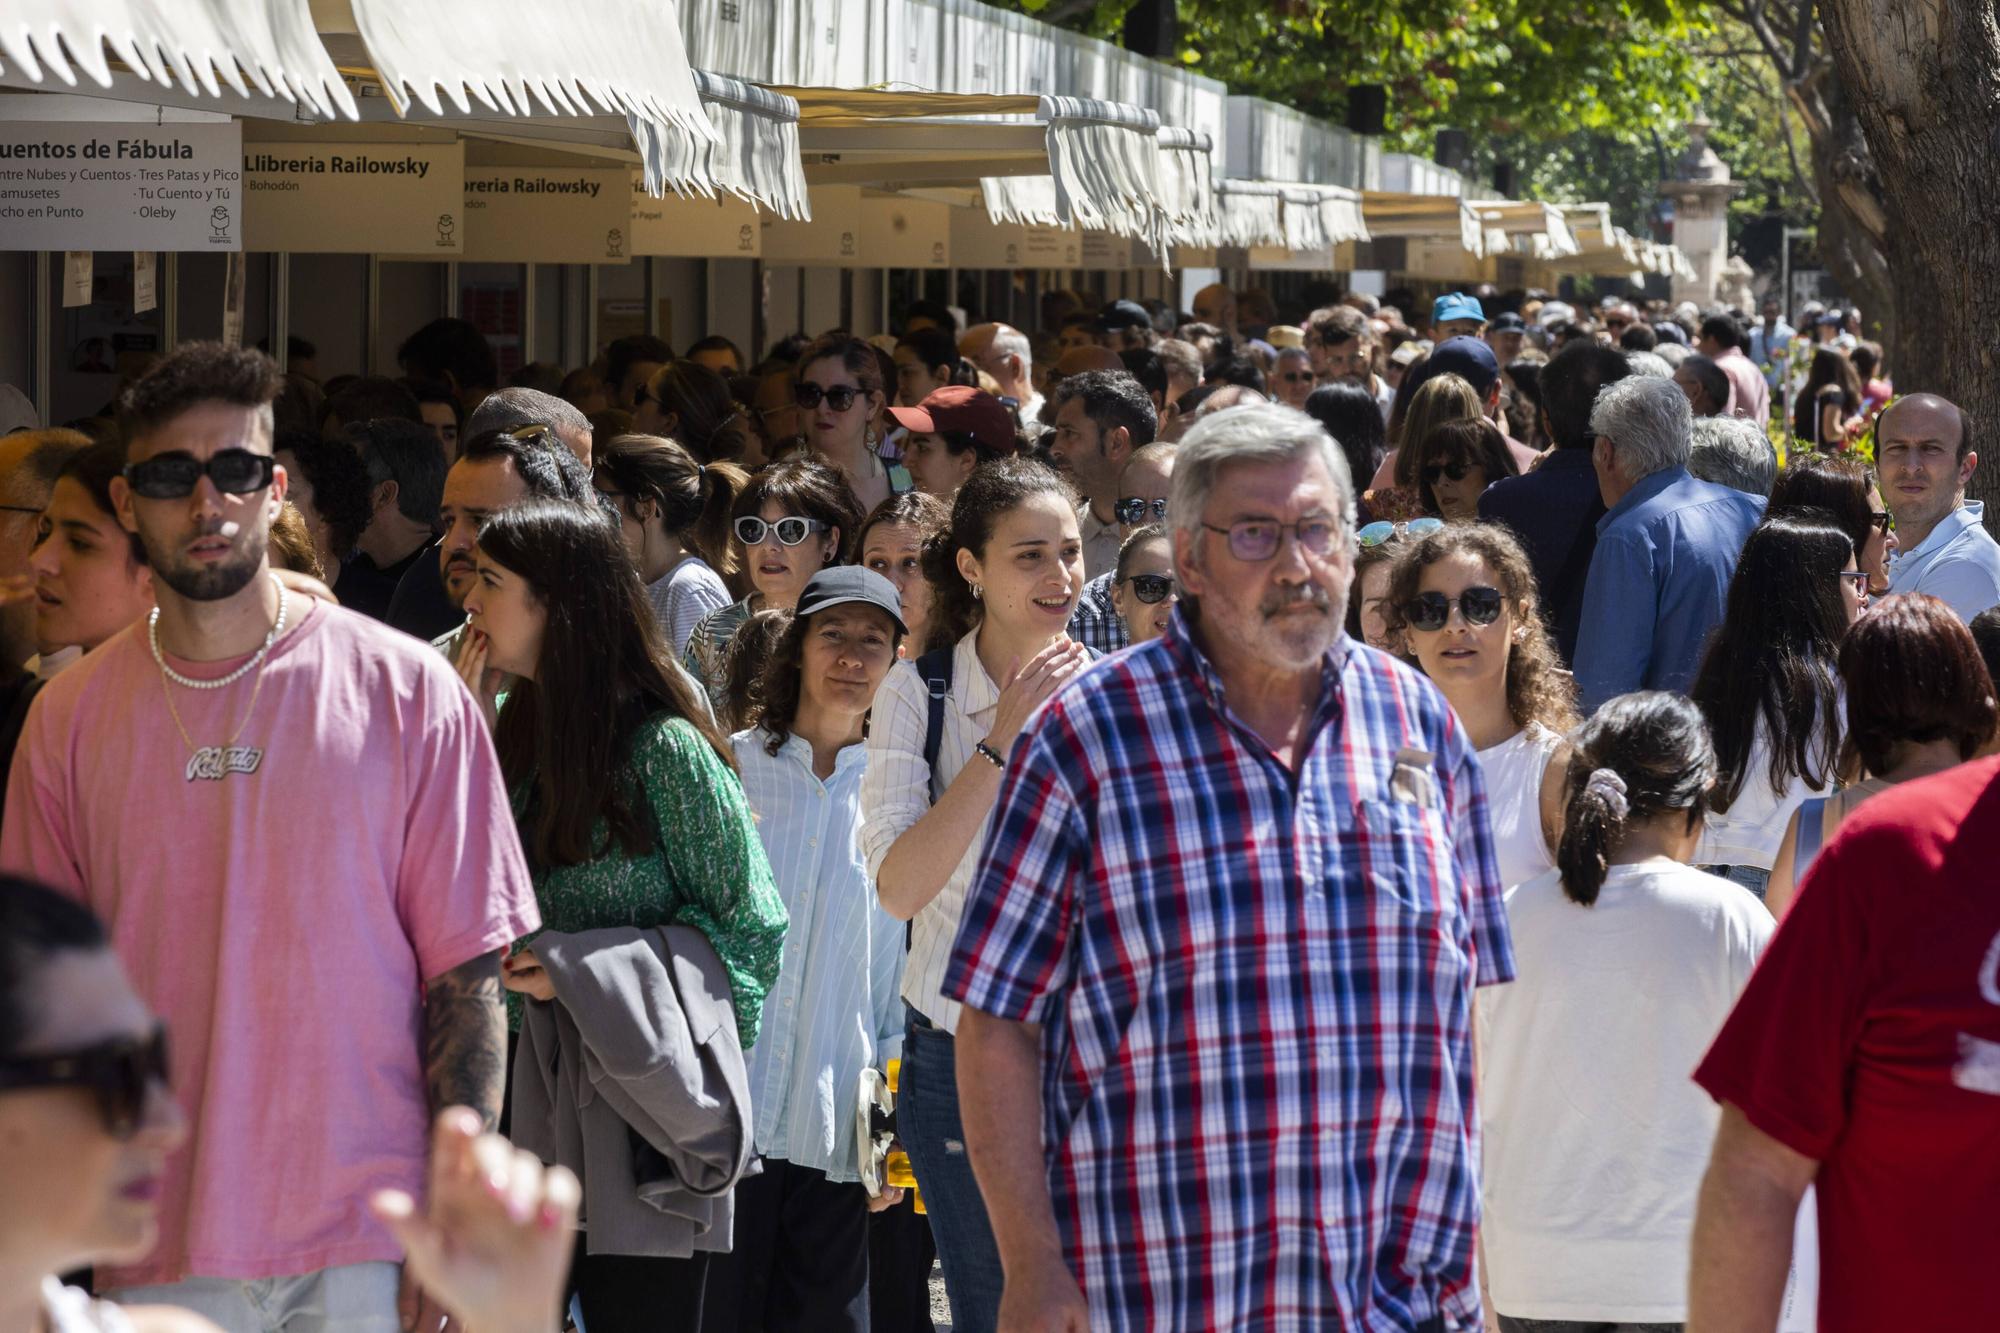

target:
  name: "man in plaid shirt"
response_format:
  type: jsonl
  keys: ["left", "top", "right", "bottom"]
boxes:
{"left": 946, "top": 401, "right": 1514, "bottom": 1332}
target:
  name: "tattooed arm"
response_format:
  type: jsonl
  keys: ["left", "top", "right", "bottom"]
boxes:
{"left": 403, "top": 951, "right": 508, "bottom": 1333}
{"left": 422, "top": 950, "right": 507, "bottom": 1130}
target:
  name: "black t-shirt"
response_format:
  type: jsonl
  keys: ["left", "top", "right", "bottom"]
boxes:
{"left": 386, "top": 546, "right": 463, "bottom": 642}
{"left": 337, "top": 546, "right": 428, "bottom": 624}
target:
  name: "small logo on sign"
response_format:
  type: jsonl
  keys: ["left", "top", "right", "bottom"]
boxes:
{"left": 607, "top": 227, "right": 625, "bottom": 258}
{"left": 209, "top": 205, "right": 232, "bottom": 240}
{"left": 1005, "top": 243, "right": 1020, "bottom": 264}
{"left": 840, "top": 231, "right": 856, "bottom": 257}
{"left": 931, "top": 241, "right": 945, "bottom": 264}
{"left": 436, "top": 213, "right": 456, "bottom": 246}
{"left": 737, "top": 223, "right": 755, "bottom": 252}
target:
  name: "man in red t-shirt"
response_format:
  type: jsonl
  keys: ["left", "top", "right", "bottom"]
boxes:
{"left": 1688, "top": 758, "right": 2000, "bottom": 1332}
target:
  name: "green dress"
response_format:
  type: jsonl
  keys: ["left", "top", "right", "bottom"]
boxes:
{"left": 511, "top": 713, "right": 788, "bottom": 1048}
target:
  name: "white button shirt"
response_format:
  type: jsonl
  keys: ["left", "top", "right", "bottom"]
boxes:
{"left": 859, "top": 630, "right": 1001, "bottom": 1035}
{"left": 734, "top": 728, "right": 905, "bottom": 1181}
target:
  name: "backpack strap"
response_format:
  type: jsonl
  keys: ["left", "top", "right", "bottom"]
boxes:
{"left": 1792, "top": 795, "right": 1832, "bottom": 882}
{"left": 915, "top": 647, "right": 953, "bottom": 805}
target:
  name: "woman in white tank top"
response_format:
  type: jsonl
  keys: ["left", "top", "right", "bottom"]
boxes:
{"left": 1380, "top": 524, "right": 1577, "bottom": 887}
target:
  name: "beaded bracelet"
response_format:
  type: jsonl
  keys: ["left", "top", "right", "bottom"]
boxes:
{"left": 974, "top": 740, "right": 1007, "bottom": 770}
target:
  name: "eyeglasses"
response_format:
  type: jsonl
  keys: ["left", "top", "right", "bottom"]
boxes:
{"left": 1423, "top": 461, "right": 1475, "bottom": 485}
{"left": 1114, "top": 496, "right": 1169, "bottom": 526}
{"left": 1870, "top": 510, "right": 1894, "bottom": 532}
{"left": 1200, "top": 517, "right": 1339, "bottom": 562}
{"left": 794, "top": 383, "right": 864, "bottom": 412}
{"left": 1125, "top": 573, "right": 1175, "bottom": 604}
{"left": 735, "top": 515, "right": 829, "bottom": 547}
{"left": 0, "top": 1023, "right": 169, "bottom": 1140}
{"left": 123, "top": 449, "right": 276, "bottom": 500}
{"left": 1838, "top": 569, "right": 1872, "bottom": 595}
{"left": 1404, "top": 586, "right": 1505, "bottom": 632}
{"left": 1357, "top": 517, "right": 1444, "bottom": 548}
{"left": 1605, "top": 318, "right": 1632, "bottom": 332}
{"left": 1280, "top": 372, "right": 1315, "bottom": 383}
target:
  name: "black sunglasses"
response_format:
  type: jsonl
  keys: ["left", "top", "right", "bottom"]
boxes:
{"left": 1423, "top": 461, "right": 1474, "bottom": 484}
{"left": 123, "top": 449, "right": 275, "bottom": 501}
{"left": 0, "top": 1023, "right": 169, "bottom": 1140}
{"left": 1125, "top": 573, "right": 1175, "bottom": 604}
{"left": 1280, "top": 371, "right": 1315, "bottom": 383}
{"left": 1870, "top": 510, "right": 1893, "bottom": 532}
{"left": 1405, "top": 586, "right": 1505, "bottom": 632}
{"left": 794, "top": 383, "right": 863, "bottom": 412}
{"left": 735, "top": 515, "right": 829, "bottom": 547}
{"left": 1114, "top": 497, "right": 1169, "bottom": 526}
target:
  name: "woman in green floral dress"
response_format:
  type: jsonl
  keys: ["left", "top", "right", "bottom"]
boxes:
{"left": 456, "top": 498, "right": 787, "bottom": 1332}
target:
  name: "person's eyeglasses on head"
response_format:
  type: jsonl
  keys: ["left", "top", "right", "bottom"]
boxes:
{"left": 1357, "top": 517, "right": 1444, "bottom": 549}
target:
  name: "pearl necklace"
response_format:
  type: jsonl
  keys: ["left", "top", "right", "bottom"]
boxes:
{"left": 149, "top": 574, "right": 290, "bottom": 690}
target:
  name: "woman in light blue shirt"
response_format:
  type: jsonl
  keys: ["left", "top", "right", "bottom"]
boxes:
{"left": 704, "top": 566, "right": 910, "bottom": 1333}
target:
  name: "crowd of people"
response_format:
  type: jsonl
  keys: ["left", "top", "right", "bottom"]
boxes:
{"left": 0, "top": 272, "right": 1996, "bottom": 1333}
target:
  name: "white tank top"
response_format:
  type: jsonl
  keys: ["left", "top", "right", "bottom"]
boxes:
{"left": 1478, "top": 721, "right": 1564, "bottom": 888}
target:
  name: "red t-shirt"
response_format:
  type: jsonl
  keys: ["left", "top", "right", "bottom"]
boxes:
{"left": 1694, "top": 758, "right": 2000, "bottom": 1332}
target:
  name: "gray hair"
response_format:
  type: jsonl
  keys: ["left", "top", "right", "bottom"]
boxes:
{"left": 466, "top": 387, "right": 590, "bottom": 442}
{"left": 1170, "top": 402, "right": 1356, "bottom": 547}
{"left": 1624, "top": 350, "right": 1672, "bottom": 379}
{"left": 989, "top": 324, "right": 1032, "bottom": 373}
{"left": 1588, "top": 375, "right": 1691, "bottom": 480}
{"left": 1689, "top": 416, "right": 1778, "bottom": 497}
{"left": 1654, "top": 342, "right": 1693, "bottom": 369}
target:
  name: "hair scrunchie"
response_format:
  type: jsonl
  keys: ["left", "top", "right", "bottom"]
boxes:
{"left": 1583, "top": 767, "right": 1630, "bottom": 821}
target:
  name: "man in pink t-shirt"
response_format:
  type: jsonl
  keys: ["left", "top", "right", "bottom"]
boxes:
{"left": 0, "top": 343, "right": 539, "bottom": 1333}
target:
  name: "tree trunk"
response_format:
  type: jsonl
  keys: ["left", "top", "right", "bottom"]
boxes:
{"left": 1817, "top": 0, "right": 2000, "bottom": 526}
{"left": 1802, "top": 72, "right": 1894, "bottom": 355}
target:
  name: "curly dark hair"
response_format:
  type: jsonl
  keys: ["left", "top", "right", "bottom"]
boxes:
{"left": 724, "top": 607, "right": 794, "bottom": 736}
{"left": 273, "top": 429, "right": 374, "bottom": 562}
{"left": 117, "top": 342, "right": 282, "bottom": 455}
{"left": 1379, "top": 523, "right": 1578, "bottom": 734}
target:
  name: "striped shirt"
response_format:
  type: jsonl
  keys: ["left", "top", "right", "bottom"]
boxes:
{"left": 649, "top": 557, "right": 732, "bottom": 657}
{"left": 734, "top": 729, "right": 905, "bottom": 1181}
{"left": 858, "top": 628, "right": 1004, "bottom": 1035}
{"left": 944, "top": 611, "right": 1513, "bottom": 1331}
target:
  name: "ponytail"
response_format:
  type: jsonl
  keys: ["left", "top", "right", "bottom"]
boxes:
{"left": 691, "top": 459, "right": 751, "bottom": 578}
{"left": 1554, "top": 691, "right": 1716, "bottom": 907}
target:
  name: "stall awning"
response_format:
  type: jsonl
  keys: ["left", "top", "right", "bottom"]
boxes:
{"left": 777, "top": 85, "right": 1168, "bottom": 245}
{"left": 1318, "top": 186, "right": 1369, "bottom": 247}
{"left": 1216, "top": 181, "right": 1287, "bottom": 249}
{"left": 1477, "top": 201, "right": 1578, "bottom": 259}
{"left": 0, "top": 0, "right": 354, "bottom": 119}
{"left": 1154, "top": 126, "right": 1218, "bottom": 249}
{"left": 0, "top": 0, "right": 798, "bottom": 213}
{"left": 1362, "top": 191, "right": 1485, "bottom": 257}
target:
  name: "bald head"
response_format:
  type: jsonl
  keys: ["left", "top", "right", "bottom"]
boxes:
{"left": 1877, "top": 391, "right": 1976, "bottom": 544}
{"left": 1879, "top": 393, "right": 1967, "bottom": 457}
{"left": 962, "top": 322, "right": 1032, "bottom": 401}
{"left": 1191, "top": 284, "right": 1237, "bottom": 334}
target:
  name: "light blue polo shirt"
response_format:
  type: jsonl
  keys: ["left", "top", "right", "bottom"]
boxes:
{"left": 1885, "top": 499, "right": 2000, "bottom": 621}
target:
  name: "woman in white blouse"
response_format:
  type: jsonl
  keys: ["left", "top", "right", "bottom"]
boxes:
{"left": 1382, "top": 524, "right": 1577, "bottom": 888}
{"left": 708, "top": 567, "right": 910, "bottom": 1331}
{"left": 859, "top": 457, "right": 1090, "bottom": 1333}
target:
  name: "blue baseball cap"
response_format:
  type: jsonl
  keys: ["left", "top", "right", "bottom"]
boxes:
{"left": 1409, "top": 335, "right": 1500, "bottom": 397}
{"left": 1432, "top": 292, "right": 1485, "bottom": 326}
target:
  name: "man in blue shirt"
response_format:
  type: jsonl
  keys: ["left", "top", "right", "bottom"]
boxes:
{"left": 1880, "top": 393, "right": 2000, "bottom": 620}
{"left": 1746, "top": 294, "right": 1796, "bottom": 391}
{"left": 1573, "top": 376, "right": 1764, "bottom": 712}
{"left": 1477, "top": 341, "right": 1631, "bottom": 666}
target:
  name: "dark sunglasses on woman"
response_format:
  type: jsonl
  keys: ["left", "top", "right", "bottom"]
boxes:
{"left": 1125, "top": 573, "right": 1175, "bottom": 604}
{"left": 794, "top": 383, "right": 863, "bottom": 412}
{"left": 735, "top": 515, "right": 829, "bottom": 547}
{"left": 1404, "top": 586, "right": 1504, "bottom": 631}
{"left": 0, "top": 1022, "right": 169, "bottom": 1140}
{"left": 122, "top": 449, "right": 276, "bottom": 500}
{"left": 1423, "top": 460, "right": 1473, "bottom": 484}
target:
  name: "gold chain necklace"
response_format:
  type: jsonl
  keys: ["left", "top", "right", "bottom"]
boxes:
{"left": 154, "top": 581, "right": 289, "bottom": 782}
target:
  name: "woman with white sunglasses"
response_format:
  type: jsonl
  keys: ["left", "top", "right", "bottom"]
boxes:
{"left": 682, "top": 458, "right": 863, "bottom": 711}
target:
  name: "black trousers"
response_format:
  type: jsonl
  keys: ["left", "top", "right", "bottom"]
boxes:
{"left": 867, "top": 1193, "right": 936, "bottom": 1333}
{"left": 700, "top": 1158, "right": 869, "bottom": 1333}
{"left": 570, "top": 1237, "right": 712, "bottom": 1333}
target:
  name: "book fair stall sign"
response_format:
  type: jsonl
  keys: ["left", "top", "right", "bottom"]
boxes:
{"left": 0, "top": 121, "right": 241, "bottom": 251}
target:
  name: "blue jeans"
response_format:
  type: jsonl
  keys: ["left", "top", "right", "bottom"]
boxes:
{"left": 900, "top": 1013, "right": 1004, "bottom": 1333}
{"left": 1699, "top": 863, "right": 1770, "bottom": 901}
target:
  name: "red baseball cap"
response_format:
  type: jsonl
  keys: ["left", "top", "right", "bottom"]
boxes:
{"left": 888, "top": 385, "right": 1016, "bottom": 454}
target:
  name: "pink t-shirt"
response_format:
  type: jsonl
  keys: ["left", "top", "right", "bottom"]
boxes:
{"left": 1, "top": 600, "right": 539, "bottom": 1286}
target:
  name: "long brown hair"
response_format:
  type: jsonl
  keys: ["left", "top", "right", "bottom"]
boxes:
{"left": 1391, "top": 372, "right": 1480, "bottom": 484}
{"left": 1380, "top": 523, "right": 1578, "bottom": 735}
{"left": 919, "top": 457, "right": 1074, "bottom": 653}
{"left": 643, "top": 361, "right": 752, "bottom": 464}
{"left": 593, "top": 433, "right": 749, "bottom": 578}
{"left": 478, "top": 500, "right": 735, "bottom": 870}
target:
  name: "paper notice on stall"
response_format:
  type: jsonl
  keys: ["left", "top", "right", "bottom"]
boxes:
{"left": 222, "top": 251, "right": 246, "bottom": 348}
{"left": 243, "top": 142, "right": 463, "bottom": 254}
{"left": 62, "top": 251, "right": 93, "bottom": 307}
{"left": 0, "top": 121, "right": 241, "bottom": 252}
{"left": 133, "top": 251, "right": 157, "bottom": 312}
{"left": 629, "top": 175, "right": 760, "bottom": 257}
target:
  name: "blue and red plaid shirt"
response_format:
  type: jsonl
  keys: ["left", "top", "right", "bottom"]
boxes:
{"left": 944, "top": 609, "right": 1513, "bottom": 1332}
